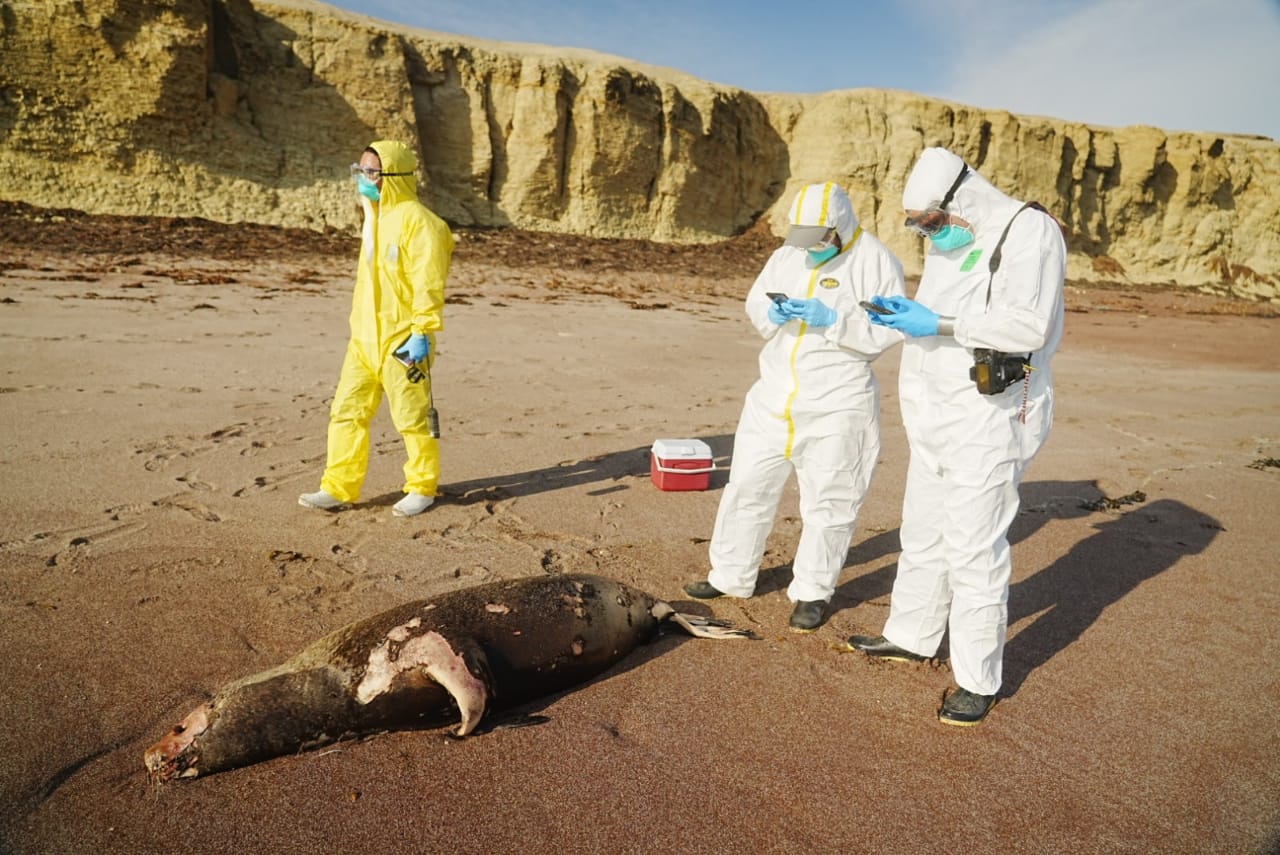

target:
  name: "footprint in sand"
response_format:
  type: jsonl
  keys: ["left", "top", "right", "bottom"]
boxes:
{"left": 154, "top": 494, "right": 222, "bottom": 522}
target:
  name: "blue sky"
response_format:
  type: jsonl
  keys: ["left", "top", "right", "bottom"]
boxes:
{"left": 326, "top": 0, "right": 1279, "bottom": 141}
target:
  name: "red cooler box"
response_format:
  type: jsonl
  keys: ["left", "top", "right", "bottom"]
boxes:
{"left": 650, "top": 438, "right": 714, "bottom": 491}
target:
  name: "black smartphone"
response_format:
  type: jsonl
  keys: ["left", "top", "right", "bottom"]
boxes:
{"left": 859, "top": 300, "right": 895, "bottom": 315}
{"left": 393, "top": 335, "right": 417, "bottom": 367}
{"left": 393, "top": 345, "right": 415, "bottom": 367}
{"left": 766, "top": 292, "right": 788, "bottom": 304}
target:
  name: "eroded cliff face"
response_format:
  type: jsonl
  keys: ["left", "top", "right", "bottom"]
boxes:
{"left": 2, "top": 0, "right": 1276, "bottom": 298}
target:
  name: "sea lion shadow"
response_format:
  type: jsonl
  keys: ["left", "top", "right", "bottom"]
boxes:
{"left": 477, "top": 631, "right": 700, "bottom": 731}
{"left": 1002, "top": 494, "right": 1221, "bottom": 695}
{"left": 478, "top": 590, "right": 762, "bottom": 731}
{"left": 435, "top": 434, "right": 735, "bottom": 505}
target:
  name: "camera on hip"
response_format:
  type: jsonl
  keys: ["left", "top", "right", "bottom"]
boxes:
{"left": 969, "top": 348, "right": 1030, "bottom": 395}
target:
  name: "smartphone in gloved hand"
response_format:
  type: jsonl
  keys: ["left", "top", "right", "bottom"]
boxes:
{"left": 393, "top": 336, "right": 416, "bottom": 367}
{"left": 392, "top": 336, "right": 425, "bottom": 382}
{"left": 766, "top": 292, "right": 788, "bottom": 304}
{"left": 859, "top": 300, "right": 896, "bottom": 315}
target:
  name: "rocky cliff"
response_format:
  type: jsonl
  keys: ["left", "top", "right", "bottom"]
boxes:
{"left": 2, "top": 0, "right": 1277, "bottom": 298}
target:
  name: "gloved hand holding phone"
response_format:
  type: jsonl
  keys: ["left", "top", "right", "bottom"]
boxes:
{"left": 786, "top": 298, "right": 838, "bottom": 328}
{"left": 766, "top": 292, "right": 792, "bottom": 325}
{"left": 766, "top": 293, "right": 837, "bottom": 328}
{"left": 402, "top": 333, "right": 430, "bottom": 363}
{"left": 866, "top": 295, "right": 939, "bottom": 336}
{"left": 393, "top": 334, "right": 431, "bottom": 383}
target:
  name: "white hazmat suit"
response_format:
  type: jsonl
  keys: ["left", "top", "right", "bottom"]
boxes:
{"left": 881, "top": 148, "right": 1066, "bottom": 696}
{"left": 707, "top": 183, "right": 905, "bottom": 605}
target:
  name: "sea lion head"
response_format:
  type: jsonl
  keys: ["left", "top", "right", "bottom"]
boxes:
{"left": 144, "top": 702, "right": 212, "bottom": 782}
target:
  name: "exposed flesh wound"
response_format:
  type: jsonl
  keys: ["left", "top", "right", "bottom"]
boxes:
{"left": 355, "top": 627, "right": 489, "bottom": 735}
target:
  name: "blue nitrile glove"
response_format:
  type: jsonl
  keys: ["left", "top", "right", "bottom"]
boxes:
{"left": 872, "top": 295, "right": 939, "bottom": 337}
{"left": 767, "top": 301, "right": 791, "bottom": 325}
{"left": 787, "top": 298, "right": 838, "bottom": 329}
{"left": 404, "top": 333, "right": 430, "bottom": 362}
{"left": 865, "top": 295, "right": 894, "bottom": 327}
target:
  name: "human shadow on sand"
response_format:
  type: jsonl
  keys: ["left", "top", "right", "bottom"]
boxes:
{"left": 1001, "top": 493, "right": 1220, "bottom": 694}
{"left": 833, "top": 480, "right": 1104, "bottom": 611}
{"left": 428, "top": 434, "right": 735, "bottom": 506}
{"left": 825, "top": 479, "right": 1220, "bottom": 695}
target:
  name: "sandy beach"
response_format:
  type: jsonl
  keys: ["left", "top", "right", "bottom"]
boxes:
{"left": 1, "top": 204, "right": 1278, "bottom": 854}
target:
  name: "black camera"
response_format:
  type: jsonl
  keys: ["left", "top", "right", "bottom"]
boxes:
{"left": 970, "top": 348, "right": 1028, "bottom": 395}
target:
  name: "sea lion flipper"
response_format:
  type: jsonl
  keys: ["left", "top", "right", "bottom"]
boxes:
{"left": 651, "top": 602, "right": 756, "bottom": 640}
{"left": 421, "top": 636, "right": 491, "bottom": 737}
{"left": 356, "top": 629, "right": 492, "bottom": 735}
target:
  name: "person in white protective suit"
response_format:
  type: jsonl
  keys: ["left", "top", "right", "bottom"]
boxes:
{"left": 299, "top": 140, "right": 453, "bottom": 517}
{"left": 683, "top": 182, "right": 905, "bottom": 632}
{"left": 848, "top": 147, "right": 1066, "bottom": 725}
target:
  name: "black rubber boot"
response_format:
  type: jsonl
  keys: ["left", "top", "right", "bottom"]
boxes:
{"left": 938, "top": 688, "right": 997, "bottom": 726}
{"left": 788, "top": 601, "right": 825, "bottom": 633}
{"left": 682, "top": 580, "right": 726, "bottom": 600}
{"left": 845, "top": 634, "right": 928, "bottom": 662}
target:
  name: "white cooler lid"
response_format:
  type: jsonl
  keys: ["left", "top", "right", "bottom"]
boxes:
{"left": 651, "top": 438, "right": 712, "bottom": 458}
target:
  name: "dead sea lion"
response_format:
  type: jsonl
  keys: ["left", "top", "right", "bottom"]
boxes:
{"left": 144, "top": 573, "right": 749, "bottom": 782}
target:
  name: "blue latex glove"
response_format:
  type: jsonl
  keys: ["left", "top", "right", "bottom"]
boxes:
{"left": 403, "top": 333, "right": 430, "bottom": 363}
{"left": 868, "top": 295, "right": 939, "bottom": 337}
{"left": 865, "top": 295, "right": 897, "bottom": 326}
{"left": 767, "top": 301, "right": 791, "bottom": 325}
{"left": 787, "top": 298, "right": 838, "bottom": 329}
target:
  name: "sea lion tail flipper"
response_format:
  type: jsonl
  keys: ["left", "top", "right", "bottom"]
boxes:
{"left": 670, "top": 613, "right": 757, "bottom": 640}
{"left": 652, "top": 602, "right": 756, "bottom": 640}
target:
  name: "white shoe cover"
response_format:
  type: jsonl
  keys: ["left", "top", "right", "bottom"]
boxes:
{"left": 298, "top": 490, "right": 346, "bottom": 511}
{"left": 393, "top": 493, "right": 435, "bottom": 517}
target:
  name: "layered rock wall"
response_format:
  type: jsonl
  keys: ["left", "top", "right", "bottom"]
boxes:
{"left": 1, "top": 0, "right": 1276, "bottom": 298}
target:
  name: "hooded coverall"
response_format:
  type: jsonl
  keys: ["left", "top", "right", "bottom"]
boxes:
{"left": 707, "top": 183, "right": 905, "bottom": 604}
{"left": 319, "top": 140, "right": 453, "bottom": 502}
{"left": 881, "top": 148, "right": 1066, "bottom": 696}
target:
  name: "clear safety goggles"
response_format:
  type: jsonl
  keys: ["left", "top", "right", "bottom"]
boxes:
{"left": 904, "top": 164, "right": 970, "bottom": 236}
{"left": 807, "top": 227, "right": 841, "bottom": 253}
{"left": 904, "top": 209, "right": 950, "bottom": 237}
{"left": 350, "top": 164, "right": 412, "bottom": 182}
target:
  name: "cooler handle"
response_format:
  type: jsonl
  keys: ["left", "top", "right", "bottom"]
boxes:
{"left": 653, "top": 462, "right": 716, "bottom": 475}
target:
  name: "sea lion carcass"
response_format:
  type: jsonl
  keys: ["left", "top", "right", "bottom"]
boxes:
{"left": 144, "top": 573, "right": 748, "bottom": 781}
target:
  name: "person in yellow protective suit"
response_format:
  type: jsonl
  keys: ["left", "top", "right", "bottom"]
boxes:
{"left": 682, "top": 183, "right": 905, "bottom": 632}
{"left": 299, "top": 140, "right": 453, "bottom": 517}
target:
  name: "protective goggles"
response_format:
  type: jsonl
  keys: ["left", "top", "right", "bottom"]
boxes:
{"left": 904, "top": 209, "right": 950, "bottom": 237}
{"left": 350, "top": 164, "right": 412, "bottom": 181}
{"left": 904, "top": 164, "right": 969, "bottom": 235}
{"left": 806, "top": 227, "right": 842, "bottom": 253}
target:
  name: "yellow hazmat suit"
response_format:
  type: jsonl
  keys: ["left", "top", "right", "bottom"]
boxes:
{"left": 319, "top": 140, "right": 454, "bottom": 503}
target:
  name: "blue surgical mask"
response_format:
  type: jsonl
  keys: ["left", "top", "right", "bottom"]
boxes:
{"left": 929, "top": 224, "right": 974, "bottom": 251}
{"left": 807, "top": 245, "right": 839, "bottom": 265}
{"left": 357, "top": 174, "right": 381, "bottom": 202}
